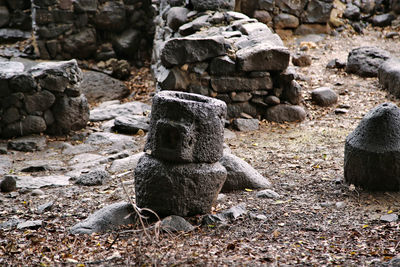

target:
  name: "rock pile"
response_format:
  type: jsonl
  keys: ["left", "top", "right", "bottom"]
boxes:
{"left": 31, "top": 0, "right": 155, "bottom": 64}
{"left": 135, "top": 91, "right": 228, "bottom": 217}
{"left": 0, "top": 0, "right": 31, "bottom": 43}
{"left": 344, "top": 102, "right": 400, "bottom": 191}
{"left": 152, "top": 2, "right": 306, "bottom": 122}
{"left": 0, "top": 59, "right": 89, "bottom": 138}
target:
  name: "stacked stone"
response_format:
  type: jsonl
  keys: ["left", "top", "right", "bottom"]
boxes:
{"left": 0, "top": 59, "right": 89, "bottom": 138}
{"left": 32, "top": 0, "right": 155, "bottom": 64}
{"left": 0, "top": 0, "right": 31, "bottom": 42}
{"left": 152, "top": 0, "right": 306, "bottom": 122}
{"left": 237, "top": 0, "right": 333, "bottom": 35}
{"left": 135, "top": 91, "right": 228, "bottom": 217}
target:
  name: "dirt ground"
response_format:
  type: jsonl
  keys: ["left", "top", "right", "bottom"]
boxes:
{"left": 1, "top": 26, "right": 400, "bottom": 266}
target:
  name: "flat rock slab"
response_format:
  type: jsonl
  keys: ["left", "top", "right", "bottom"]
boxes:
{"left": 20, "top": 159, "right": 65, "bottom": 172}
{"left": 90, "top": 101, "right": 151, "bottom": 122}
{"left": 161, "top": 215, "right": 194, "bottom": 233}
{"left": 85, "top": 132, "right": 137, "bottom": 150}
{"left": 160, "top": 36, "right": 227, "bottom": 67}
{"left": 378, "top": 58, "right": 400, "bottom": 97}
{"left": 8, "top": 136, "right": 47, "bottom": 152}
{"left": 113, "top": 115, "right": 150, "bottom": 134}
{"left": 233, "top": 118, "right": 259, "bottom": 131}
{"left": 80, "top": 71, "right": 130, "bottom": 104}
{"left": 220, "top": 153, "right": 270, "bottom": 192}
{"left": 15, "top": 175, "right": 71, "bottom": 189}
{"left": 346, "top": 46, "right": 391, "bottom": 77}
{"left": 344, "top": 103, "right": 400, "bottom": 191}
{"left": 70, "top": 202, "right": 135, "bottom": 234}
{"left": 76, "top": 170, "right": 110, "bottom": 186}
{"left": 109, "top": 152, "right": 145, "bottom": 174}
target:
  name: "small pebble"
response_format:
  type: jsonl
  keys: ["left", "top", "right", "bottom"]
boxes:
{"left": 31, "top": 189, "right": 45, "bottom": 196}
{"left": 380, "top": 213, "right": 398, "bottom": 223}
{"left": 335, "top": 108, "right": 349, "bottom": 114}
{"left": 256, "top": 189, "right": 281, "bottom": 199}
{"left": 336, "top": 201, "right": 346, "bottom": 209}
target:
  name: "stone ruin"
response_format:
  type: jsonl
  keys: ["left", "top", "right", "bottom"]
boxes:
{"left": 152, "top": 2, "right": 307, "bottom": 123}
{"left": 135, "top": 91, "right": 228, "bottom": 217}
{"left": 344, "top": 103, "right": 400, "bottom": 191}
{"left": 0, "top": 59, "right": 89, "bottom": 138}
{"left": 0, "top": 0, "right": 31, "bottom": 43}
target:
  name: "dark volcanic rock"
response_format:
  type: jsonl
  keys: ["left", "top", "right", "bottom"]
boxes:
{"left": 232, "top": 118, "right": 259, "bottom": 131}
{"left": 135, "top": 154, "right": 227, "bottom": 217}
{"left": 161, "top": 215, "right": 194, "bottom": 232}
{"left": 80, "top": 71, "right": 130, "bottom": 104}
{"left": 344, "top": 103, "right": 400, "bottom": 191}
{"left": 145, "top": 91, "right": 227, "bottom": 163}
{"left": 113, "top": 29, "right": 141, "bottom": 59}
{"left": 302, "top": 0, "right": 333, "bottom": 24}
{"left": 371, "top": 13, "right": 396, "bottom": 27}
{"left": 76, "top": 170, "right": 110, "bottom": 186}
{"left": 264, "top": 104, "right": 306, "bottom": 123}
{"left": 0, "top": 6, "right": 9, "bottom": 28}
{"left": 8, "top": 136, "right": 47, "bottom": 152}
{"left": 113, "top": 115, "right": 150, "bottom": 134}
{"left": 161, "top": 36, "right": 227, "bottom": 67}
{"left": 0, "top": 175, "right": 17, "bottom": 192}
{"left": 94, "top": 1, "right": 126, "bottom": 32}
{"left": 343, "top": 4, "right": 360, "bottom": 20}
{"left": 311, "top": 87, "right": 338, "bottom": 106}
{"left": 167, "top": 7, "right": 189, "bottom": 31}
{"left": 378, "top": 58, "right": 400, "bottom": 97}
{"left": 62, "top": 28, "right": 97, "bottom": 59}
{"left": 191, "top": 0, "right": 234, "bottom": 11}
{"left": 346, "top": 46, "right": 391, "bottom": 77}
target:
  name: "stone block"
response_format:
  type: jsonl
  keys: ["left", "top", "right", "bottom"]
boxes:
{"left": 135, "top": 154, "right": 227, "bottom": 217}
{"left": 211, "top": 76, "right": 273, "bottom": 93}
{"left": 145, "top": 91, "right": 227, "bottom": 163}
{"left": 378, "top": 58, "right": 400, "bottom": 97}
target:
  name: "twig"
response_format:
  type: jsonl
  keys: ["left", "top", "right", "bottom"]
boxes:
{"left": 107, "top": 233, "right": 120, "bottom": 250}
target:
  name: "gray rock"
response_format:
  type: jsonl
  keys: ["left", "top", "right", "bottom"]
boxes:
{"left": 0, "top": 156, "right": 12, "bottom": 176}
{"left": 3, "top": 115, "right": 47, "bottom": 137}
{"left": 311, "top": 87, "right": 338, "bottom": 107}
{"left": 20, "top": 159, "right": 65, "bottom": 172}
{"left": 292, "top": 53, "right": 312, "bottom": 67}
{"left": 28, "top": 59, "right": 82, "bottom": 93}
{"left": 0, "top": 29, "right": 30, "bottom": 43}
{"left": 76, "top": 170, "right": 110, "bottom": 186}
{"left": 257, "top": 189, "right": 281, "bottom": 199}
{"left": 31, "top": 189, "right": 45, "bottom": 196}
{"left": 378, "top": 58, "right": 400, "bottom": 98}
{"left": 265, "top": 95, "right": 281, "bottom": 105}
{"left": 17, "top": 220, "right": 42, "bottom": 230}
{"left": 236, "top": 43, "right": 290, "bottom": 72}
{"left": 344, "top": 103, "right": 400, "bottom": 191}
{"left": 264, "top": 104, "right": 307, "bottom": 123}
{"left": 302, "top": 0, "right": 333, "bottom": 24}
{"left": 49, "top": 94, "right": 89, "bottom": 135}
{"left": 109, "top": 152, "right": 145, "bottom": 174}
{"left": 62, "top": 143, "right": 97, "bottom": 155}
{"left": 0, "top": 218, "right": 25, "bottom": 230}
{"left": 211, "top": 76, "right": 273, "bottom": 93}
{"left": 90, "top": 101, "right": 151, "bottom": 121}
{"left": 227, "top": 102, "right": 258, "bottom": 119}
{"left": 371, "top": 13, "right": 396, "bottom": 27}
{"left": 343, "top": 4, "right": 360, "bottom": 20}
{"left": 94, "top": 1, "right": 126, "bottom": 32}
{"left": 113, "top": 29, "right": 141, "bottom": 59}
{"left": 282, "top": 80, "right": 302, "bottom": 105}
{"left": 220, "top": 153, "right": 270, "bottom": 192}
{"left": 167, "top": 7, "right": 189, "bottom": 31}
{"left": 179, "top": 14, "right": 211, "bottom": 36}
{"left": 209, "top": 56, "right": 236, "bottom": 76}
{"left": 233, "top": 118, "right": 259, "bottom": 131}
{"left": 113, "top": 115, "right": 150, "bottom": 134}
{"left": 161, "top": 36, "right": 227, "bottom": 67}
{"left": 70, "top": 202, "right": 135, "bottom": 234}
{"left": 161, "top": 215, "right": 195, "bottom": 232}
{"left": 335, "top": 201, "right": 346, "bottom": 209}
{"left": 273, "top": 13, "right": 299, "bottom": 29}
{"left": 380, "top": 213, "right": 398, "bottom": 222}
{"left": 8, "top": 136, "right": 47, "bottom": 152}
{"left": 15, "top": 175, "right": 70, "bottom": 189}
{"left": 135, "top": 154, "right": 227, "bottom": 217}
{"left": 230, "top": 92, "right": 252, "bottom": 102}
{"left": 202, "top": 203, "right": 247, "bottom": 225}
{"left": 158, "top": 66, "right": 189, "bottom": 91}
{"left": 85, "top": 132, "right": 136, "bottom": 150}
{"left": 191, "top": 0, "right": 234, "bottom": 11}
{"left": 275, "top": 0, "right": 308, "bottom": 16}
{"left": 0, "top": 175, "right": 17, "bottom": 193}
{"left": 346, "top": 46, "right": 391, "bottom": 77}
{"left": 62, "top": 28, "right": 97, "bottom": 59}
{"left": 24, "top": 90, "right": 55, "bottom": 114}
{"left": 80, "top": 71, "right": 130, "bottom": 104}
{"left": 326, "top": 58, "right": 346, "bottom": 69}
{"left": 37, "top": 201, "right": 54, "bottom": 214}
{"left": 392, "top": 0, "right": 400, "bottom": 14}
{"left": 9, "top": 73, "right": 36, "bottom": 93}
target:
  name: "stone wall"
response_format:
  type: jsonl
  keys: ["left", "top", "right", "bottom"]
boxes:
{"left": 0, "top": 59, "right": 89, "bottom": 138}
{"left": 31, "top": 0, "right": 155, "bottom": 65}
{"left": 151, "top": 1, "right": 307, "bottom": 123}
{"left": 0, "top": 0, "right": 32, "bottom": 43}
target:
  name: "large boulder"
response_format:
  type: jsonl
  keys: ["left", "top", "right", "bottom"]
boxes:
{"left": 378, "top": 58, "right": 400, "bottom": 97}
{"left": 135, "top": 154, "right": 227, "bottom": 217}
{"left": 344, "top": 103, "right": 400, "bottom": 191}
{"left": 80, "top": 71, "right": 130, "bottom": 104}
{"left": 145, "top": 91, "right": 227, "bottom": 163}
{"left": 346, "top": 46, "right": 391, "bottom": 77}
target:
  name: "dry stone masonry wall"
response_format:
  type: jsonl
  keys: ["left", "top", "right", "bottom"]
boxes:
{"left": 0, "top": 59, "right": 89, "bottom": 138}
{"left": 152, "top": 0, "right": 306, "bottom": 122}
{"left": 0, "top": 0, "right": 32, "bottom": 43}
{"left": 31, "top": 0, "right": 155, "bottom": 64}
